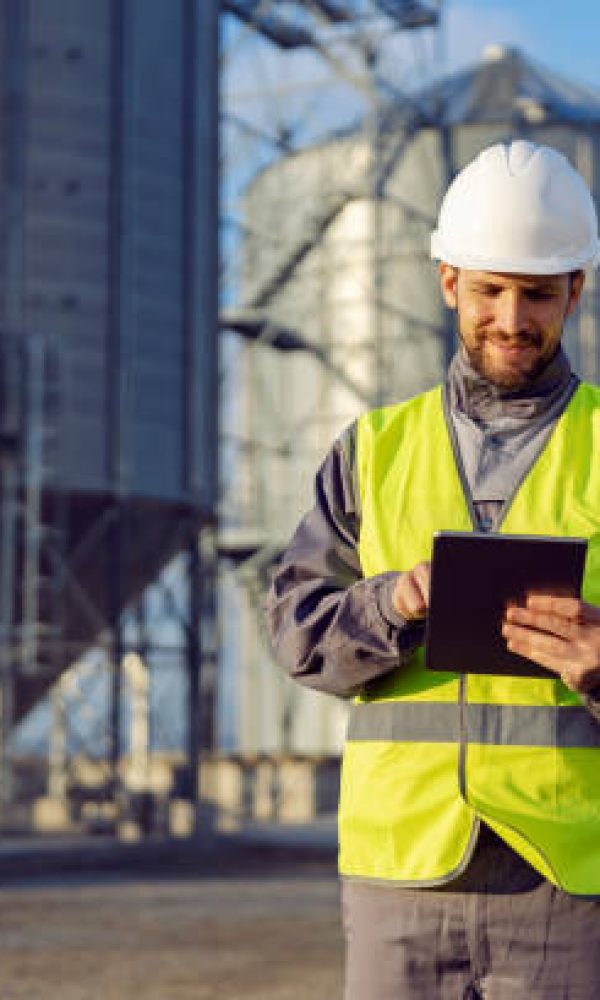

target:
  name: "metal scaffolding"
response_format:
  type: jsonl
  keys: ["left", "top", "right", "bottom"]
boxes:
{"left": 0, "top": 330, "right": 219, "bottom": 835}
{"left": 219, "top": 0, "right": 445, "bottom": 753}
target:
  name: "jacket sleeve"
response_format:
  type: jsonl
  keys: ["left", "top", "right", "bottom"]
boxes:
{"left": 264, "top": 423, "right": 424, "bottom": 698}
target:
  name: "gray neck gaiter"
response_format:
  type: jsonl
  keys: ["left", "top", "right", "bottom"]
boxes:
{"left": 447, "top": 346, "right": 576, "bottom": 426}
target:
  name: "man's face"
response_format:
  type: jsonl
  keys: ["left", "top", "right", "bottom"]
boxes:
{"left": 439, "top": 266, "right": 585, "bottom": 389}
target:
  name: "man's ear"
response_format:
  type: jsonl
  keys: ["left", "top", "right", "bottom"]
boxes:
{"left": 566, "top": 270, "right": 585, "bottom": 317}
{"left": 439, "top": 263, "right": 458, "bottom": 309}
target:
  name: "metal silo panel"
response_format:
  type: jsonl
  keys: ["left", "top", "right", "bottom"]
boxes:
{"left": 15, "top": 0, "right": 218, "bottom": 505}
{"left": 187, "top": 0, "right": 219, "bottom": 513}
{"left": 25, "top": 0, "right": 112, "bottom": 490}
{"left": 118, "top": 0, "right": 186, "bottom": 498}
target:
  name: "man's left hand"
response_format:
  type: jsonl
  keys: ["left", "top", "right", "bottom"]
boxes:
{"left": 502, "top": 596, "right": 600, "bottom": 694}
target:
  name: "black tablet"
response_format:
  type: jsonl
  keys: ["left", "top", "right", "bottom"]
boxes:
{"left": 424, "top": 531, "right": 588, "bottom": 678}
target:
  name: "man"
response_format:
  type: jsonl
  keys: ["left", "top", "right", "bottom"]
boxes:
{"left": 265, "top": 140, "right": 600, "bottom": 999}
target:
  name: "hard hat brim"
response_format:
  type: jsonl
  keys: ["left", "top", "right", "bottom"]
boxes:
{"left": 430, "top": 231, "right": 600, "bottom": 274}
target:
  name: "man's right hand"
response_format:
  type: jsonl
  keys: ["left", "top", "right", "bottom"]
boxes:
{"left": 391, "top": 562, "right": 431, "bottom": 620}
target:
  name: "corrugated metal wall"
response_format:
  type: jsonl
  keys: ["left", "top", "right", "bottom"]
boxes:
{"left": 25, "top": 0, "right": 112, "bottom": 490}
{"left": 4, "top": 0, "right": 218, "bottom": 506}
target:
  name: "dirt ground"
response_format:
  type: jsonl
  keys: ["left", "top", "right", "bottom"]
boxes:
{"left": 0, "top": 848, "right": 344, "bottom": 1000}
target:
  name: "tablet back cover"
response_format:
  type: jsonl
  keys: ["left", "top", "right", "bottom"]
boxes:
{"left": 424, "top": 531, "right": 587, "bottom": 678}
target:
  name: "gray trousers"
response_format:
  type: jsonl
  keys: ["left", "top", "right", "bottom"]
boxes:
{"left": 342, "top": 830, "right": 600, "bottom": 1000}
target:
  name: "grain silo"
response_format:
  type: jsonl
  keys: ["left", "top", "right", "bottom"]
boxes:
{"left": 225, "top": 46, "right": 600, "bottom": 755}
{"left": 0, "top": 0, "right": 218, "bottom": 822}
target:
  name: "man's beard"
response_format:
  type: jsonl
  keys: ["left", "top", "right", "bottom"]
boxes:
{"left": 459, "top": 331, "right": 553, "bottom": 390}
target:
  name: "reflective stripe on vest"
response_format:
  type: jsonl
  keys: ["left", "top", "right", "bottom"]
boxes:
{"left": 338, "top": 381, "right": 600, "bottom": 894}
{"left": 348, "top": 700, "right": 600, "bottom": 748}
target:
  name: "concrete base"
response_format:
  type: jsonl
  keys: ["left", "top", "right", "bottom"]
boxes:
{"left": 199, "top": 755, "right": 340, "bottom": 829}
{"left": 118, "top": 820, "right": 142, "bottom": 843}
{"left": 32, "top": 797, "right": 71, "bottom": 833}
{"left": 168, "top": 799, "right": 197, "bottom": 838}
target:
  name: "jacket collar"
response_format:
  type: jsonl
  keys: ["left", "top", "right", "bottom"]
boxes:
{"left": 446, "top": 346, "right": 577, "bottom": 424}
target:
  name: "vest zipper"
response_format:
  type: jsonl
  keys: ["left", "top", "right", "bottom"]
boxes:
{"left": 458, "top": 672, "right": 468, "bottom": 799}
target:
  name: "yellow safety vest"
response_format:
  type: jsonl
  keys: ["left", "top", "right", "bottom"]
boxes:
{"left": 339, "top": 382, "right": 600, "bottom": 894}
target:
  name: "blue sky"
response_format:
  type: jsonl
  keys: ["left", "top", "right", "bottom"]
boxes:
{"left": 223, "top": 2, "right": 600, "bottom": 140}
{"left": 443, "top": 1, "right": 600, "bottom": 88}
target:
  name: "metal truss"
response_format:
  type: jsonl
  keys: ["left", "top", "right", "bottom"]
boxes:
{"left": 219, "top": 0, "right": 445, "bottom": 752}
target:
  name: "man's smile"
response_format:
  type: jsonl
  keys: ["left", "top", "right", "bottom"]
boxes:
{"left": 486, "top": 337, "right": 540, "bottom": 356}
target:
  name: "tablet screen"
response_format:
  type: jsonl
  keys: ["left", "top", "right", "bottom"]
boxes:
{"left": 424, "top": 531, "right": 588, "bottom": 678}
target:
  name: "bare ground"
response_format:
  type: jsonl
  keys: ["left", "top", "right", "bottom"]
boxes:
{"left": 0, "top": 847, "right": 343, "bottom": 1000}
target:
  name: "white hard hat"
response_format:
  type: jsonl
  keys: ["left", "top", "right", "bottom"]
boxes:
{"left": 430, "top": 140, "right": 600, "bottom": 273}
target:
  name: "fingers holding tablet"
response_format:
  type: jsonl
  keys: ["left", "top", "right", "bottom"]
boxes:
{"left": 424, "top": 531, "right": 587, "bottom": 678}
{"left": 502, "top": 596, "right": 600, "bottom": 692}
{"left": 392, "top": 561, "right": 431, "bottom": 620}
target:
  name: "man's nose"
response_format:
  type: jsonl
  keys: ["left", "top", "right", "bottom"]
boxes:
{"left": 496, "top": 291, "right": 529, "bottom": 336}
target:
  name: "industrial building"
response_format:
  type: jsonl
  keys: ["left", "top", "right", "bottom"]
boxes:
{"left": 0, "top": 0, "right": 218, "bottom": 834}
